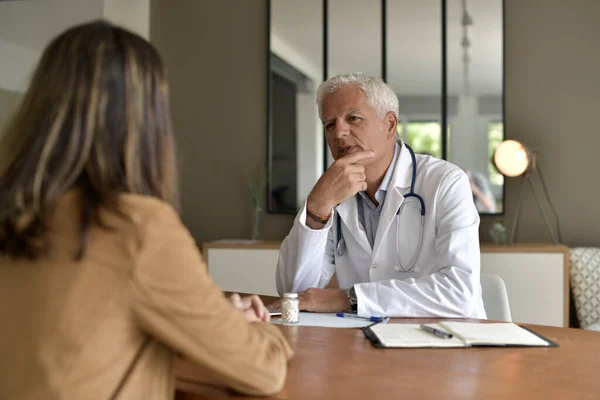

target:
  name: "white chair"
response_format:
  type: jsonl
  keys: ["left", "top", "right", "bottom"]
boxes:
{"left": 481, "top": 274, "right": 512, "bottom": 322}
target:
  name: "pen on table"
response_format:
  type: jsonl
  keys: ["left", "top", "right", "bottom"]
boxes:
{"left": 336, "top": 313, "right": 387, "bottom": 323}
{"left": 420, "top": 324, "right": 453, "bottom": 339}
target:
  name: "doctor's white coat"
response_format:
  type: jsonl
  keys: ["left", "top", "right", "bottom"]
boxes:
{"left": 276, "top": 143, "right": 487, "bottom": 319}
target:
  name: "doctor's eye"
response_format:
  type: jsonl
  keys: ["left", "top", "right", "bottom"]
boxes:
{"left": 324, "top": 122, "right": 335, "bottom": 130}
{"left": 348, "top": 115, "right": 361, "bottom": 122}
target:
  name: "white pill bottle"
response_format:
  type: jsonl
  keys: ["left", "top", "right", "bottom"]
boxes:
{"left": 281, "top": 293, "right": 299, "bottom": 324}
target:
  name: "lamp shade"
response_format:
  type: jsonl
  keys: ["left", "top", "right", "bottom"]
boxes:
{"left": 493, "top": 140, "right": 530, "bottom": 177}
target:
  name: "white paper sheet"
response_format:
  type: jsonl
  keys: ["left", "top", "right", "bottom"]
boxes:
{"left": 271, "top": 312, "right": 373, "bottom": 328}
{"left": 370, "top": 324, "right": 465, "bottom": 347}
{"left": 439, "top": 322, "right": 550, "bottom": 346}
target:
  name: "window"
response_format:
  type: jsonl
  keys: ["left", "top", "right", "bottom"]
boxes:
{"left": 488, "top": 122, "right": 504, "bottom": 186}
{"left": 397, "top": 121, "right": 442, "bottom": 158}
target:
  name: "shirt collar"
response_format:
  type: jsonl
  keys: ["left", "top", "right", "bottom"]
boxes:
{"left": 378, "top": 142, "right": 401, "bottom": 193}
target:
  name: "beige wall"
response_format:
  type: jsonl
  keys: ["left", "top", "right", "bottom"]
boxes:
{"left": 0, "top": 88, "right": 20, "bottom": 137}
{"left": 151, "top": 0, "right": 600, "bottom": 247}
{"left": 150, "top": 0, "right": 294, "bottom": 246}
{"left": 485, "top": 0, "right": 600, "bottom": 246}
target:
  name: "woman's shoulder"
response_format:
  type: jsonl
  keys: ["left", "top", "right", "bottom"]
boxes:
{"left": 114, "top": 194, "right": 195, "bottom": 252}
{"left": 117, "top": 194, "right": 181, "bottom": 227}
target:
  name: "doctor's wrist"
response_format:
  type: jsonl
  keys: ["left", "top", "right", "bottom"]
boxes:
{"left": 306, "top": 207, "right": 330, "bottom": 224}
{"left": 306, "top": 195, "right": 333, "bottom": 218}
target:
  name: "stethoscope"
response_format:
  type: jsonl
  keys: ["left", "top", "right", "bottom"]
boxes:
{"left": 335, "top": 143, "right": 425, "bottom": 272}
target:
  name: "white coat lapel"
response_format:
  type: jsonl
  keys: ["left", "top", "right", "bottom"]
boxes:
{"left": 372, "top": 142, "right": 413, "bottom": 258}
{"left": 335, "top": 196, "right": 371, "bottom": 255}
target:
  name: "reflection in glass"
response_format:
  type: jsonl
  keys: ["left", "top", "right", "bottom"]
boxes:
{"left": 328, "top": 0, "right": 381, "bottom": 79}
{"left": 266, "top": 0, "right": 504, "bottom": 215}
{"left": 269, "top": 0, "right": 323, "bottom": 213}
{"left": 387, "top": 0, "right": 443, "bottom": 159}
{"left": 447, "top": 0, "right": 504, "bottom": 213}
{"left": 488, "top": 122, "right": 504, "bottom": 186}
{"left": 397, "top": 122, "right": 442, "bottom": 158}
{"left": 326, "top": 0, "right": 382, "bottom": 167}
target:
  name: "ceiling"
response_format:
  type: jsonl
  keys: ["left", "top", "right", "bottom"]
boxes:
{"left": 271, "top": 0, "right": 503, "bottom": 96}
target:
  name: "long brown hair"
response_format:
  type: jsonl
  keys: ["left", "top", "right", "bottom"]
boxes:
{"left": 0, "top": 20, "right": 178, "bottom": 259}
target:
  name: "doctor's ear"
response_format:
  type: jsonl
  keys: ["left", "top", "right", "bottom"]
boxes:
{"left": 384, "top": 112, "right": 398, "bottom": 139}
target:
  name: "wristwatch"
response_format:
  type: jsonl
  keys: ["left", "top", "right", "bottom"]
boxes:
{"left": 347, "top": 286, "right": 358, "bottom": 311}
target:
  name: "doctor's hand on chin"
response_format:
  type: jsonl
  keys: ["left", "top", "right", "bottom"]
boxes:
{"left": 305, "top": 150, "right": 374, "bottom": 229}
{"left": 271, "top": 288, "right": 351, "bottom": 313}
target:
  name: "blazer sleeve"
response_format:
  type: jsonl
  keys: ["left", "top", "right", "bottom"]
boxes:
{"left": 129, "top": 204, "right": 293, "bottom": 396}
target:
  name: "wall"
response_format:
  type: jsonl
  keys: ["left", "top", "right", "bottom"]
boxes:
{"left": 0, "top": 0, "right": 149, "bottom": 92}
{"left": 0, "top": 0, "right": 104, "bottom": 93}
{"left": 150, "top": 0, "right": 600, "bottom": 248}
{"left": 150, "top": 0, "right": 294, "bottom": 245}
{"left": 480, "top": 0, "right": 600, "bottom": 246}
{"left": 0, "top": 88, "right": 20, "bottom": 136}
{"left": 104, "top": 0, "right": 150, "bottom": 39}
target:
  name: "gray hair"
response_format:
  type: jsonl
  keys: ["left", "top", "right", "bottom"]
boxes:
{"left": 316, "top": 73, "right": 399, "bottom": 119}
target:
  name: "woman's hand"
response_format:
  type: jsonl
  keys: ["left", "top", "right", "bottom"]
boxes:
{"left": 229, "top": 293, "right": 271, "bottom": 323}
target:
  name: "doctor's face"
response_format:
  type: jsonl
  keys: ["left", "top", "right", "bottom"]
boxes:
{"left": 320, "top": 86, "right": 397, "bottom": 166}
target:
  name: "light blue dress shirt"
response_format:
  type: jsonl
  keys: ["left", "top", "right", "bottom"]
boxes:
{"left": 356, "top": 143, "right": 401, "bottom": 248}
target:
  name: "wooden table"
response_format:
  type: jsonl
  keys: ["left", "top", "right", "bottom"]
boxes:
{"left": 175, "top": 297, "right": 600, "bottom": 399}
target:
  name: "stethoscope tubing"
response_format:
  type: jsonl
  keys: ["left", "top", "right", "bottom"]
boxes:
{"left": 335, "top": 144, "right": 425, "bottom": 272}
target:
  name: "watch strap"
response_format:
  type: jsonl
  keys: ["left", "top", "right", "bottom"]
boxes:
{"left": 347, "top": 286, "right": 358, "bottom": 311}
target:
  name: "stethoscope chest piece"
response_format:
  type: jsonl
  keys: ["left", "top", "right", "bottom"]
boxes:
{"left": 336, "top": 237, "right": 346, "bottom": 257}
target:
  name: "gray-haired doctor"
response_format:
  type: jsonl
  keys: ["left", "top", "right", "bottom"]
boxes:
{"left": 274, "top": 73, "right": 486, "bottom": 319}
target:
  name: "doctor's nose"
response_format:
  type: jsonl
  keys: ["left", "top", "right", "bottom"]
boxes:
{"left": 332, "top": 121, "right": 350, "bottom": 139}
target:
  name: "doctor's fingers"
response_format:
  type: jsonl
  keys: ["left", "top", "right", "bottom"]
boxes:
{"left": 269, "top": 299, "right": 281, "bottom": 309}
{"left": 346, "top": 173, "right": 367, "bottom": 192}
{"left": 297, "top": 291, "right": 315, "bottom": 311}
{"left": 351, "top": 171, "right": 367, "bottom": 182}
{"left": 340, "top": 163, "right": 365, "bottom": 176}
{"left": 341, "top": 150, "right": 375, "bottom": 165}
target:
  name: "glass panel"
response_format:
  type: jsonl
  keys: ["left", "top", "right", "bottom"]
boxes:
{"left": 488, "top": 121, "right": 504, "bottom": 186}
{"left": 405, "top": 121, "right": 442, "bottom": 158}
{"left": 269, "top": 0, "right": 324, "bottom": 213}
{"left": 387, "top": 0, "right": 443, "bottom": 159}
{"left": 326, "top": 0, "right": 382, "bottom": 166}
{"left": 0, "top": 1, "right": 111, "bottom": 136}
{"left": 328, "top": 0, "right": 381, "bottom": 79}
{"left": 446, "top": 0, "right": 504, "bottom": 214}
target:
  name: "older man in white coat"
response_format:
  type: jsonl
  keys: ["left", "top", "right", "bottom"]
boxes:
{"left": 275, "top": 73, "right": 486, "bottom": 319}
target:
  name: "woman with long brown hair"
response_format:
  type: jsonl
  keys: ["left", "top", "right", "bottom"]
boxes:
{"left": 0, "top": 21, "right": 291, "bottom": 399}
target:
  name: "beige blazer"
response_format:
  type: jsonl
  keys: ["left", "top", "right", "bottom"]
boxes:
{"left": 0, "top": 192, "right": 292, "bottom": 400}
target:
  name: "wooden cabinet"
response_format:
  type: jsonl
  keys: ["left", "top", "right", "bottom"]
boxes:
{"left": 203, "top": 241, "right": 282, "bottom": 297}
{"left": 204, "top": 241, "right": 570, "bottom": 327}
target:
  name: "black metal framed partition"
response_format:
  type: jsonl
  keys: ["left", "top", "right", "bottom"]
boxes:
{"left": 267, "top": 0, "right": 505, "bottom": 215}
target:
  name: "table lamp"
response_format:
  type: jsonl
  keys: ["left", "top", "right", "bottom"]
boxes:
{"left": 493, "top": 140, "right": 562, "bottom": 244}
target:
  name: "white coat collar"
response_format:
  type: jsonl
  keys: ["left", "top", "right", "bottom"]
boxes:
{"left": 390, "top": 140, "right": 413, "bottom": 190}
{"left": 372, "top": 140, "right": 415, "bottom": 257}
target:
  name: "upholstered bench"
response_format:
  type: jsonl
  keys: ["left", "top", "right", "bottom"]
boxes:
{"left": 569, "top": 247, "right": 600, "bottom": 330}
